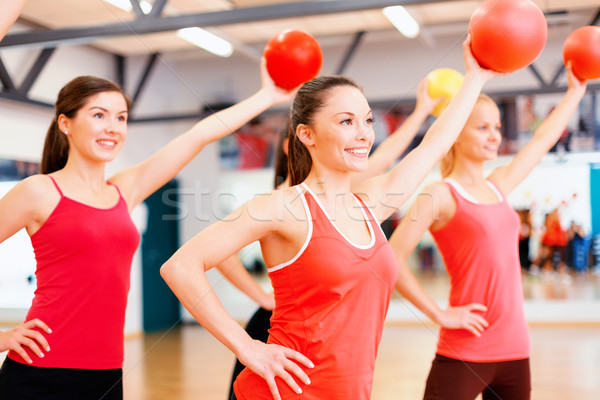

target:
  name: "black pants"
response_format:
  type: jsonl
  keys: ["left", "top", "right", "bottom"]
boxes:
{"left": 0, "top": 357, "right": 123, "bottom": 400}
{"left": 228, "top": 307, "right": 272, "bottom": 400}
{"left": 424, "top": 354, "right": 531, "bottom": 400}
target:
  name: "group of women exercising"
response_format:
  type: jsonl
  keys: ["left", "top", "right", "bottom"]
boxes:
{"left": 0, "top": 1, "right": 589, "bottom": 399}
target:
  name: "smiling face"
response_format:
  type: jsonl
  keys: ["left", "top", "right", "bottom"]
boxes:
{"left": 301, "top": 85, "right": 374, "bottom": 173}
{"left": 60, "top": 91, "right": 129, "bottom": 163}
{"left": 455, "top": 97, "right": 502, "bottom": 162}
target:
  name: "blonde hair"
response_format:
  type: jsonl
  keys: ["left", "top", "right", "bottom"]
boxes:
{"left": 439, "top": 94, "right": 497, "bottom": 178}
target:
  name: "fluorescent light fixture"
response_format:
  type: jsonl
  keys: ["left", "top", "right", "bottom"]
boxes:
{"left": 383, "top": 6, "right": 420, "bottom": 39}
{"left": 104, "top": 0, "right": 153, "bottom": 14}
{"left": 177, "top": 27, "right": 234, "bottom": 57}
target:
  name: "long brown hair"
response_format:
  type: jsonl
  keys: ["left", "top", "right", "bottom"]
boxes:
{"left": 40, "top": 76, "right": 130, "bottom": 174}
{"left": 439, "top": 94, "right": 497, "bottom": 178}
{"left": 287, "top": 75, "right": 361, "bottom": 186}
{"left": 273, "top": 122, "right": 290, "bottom": 188}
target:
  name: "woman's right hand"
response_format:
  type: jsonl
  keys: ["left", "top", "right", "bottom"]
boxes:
{"left": 238, "top": 339, "right": 314, "bottom": 400}
{"left": 260, "top": 291, "right": 276, "bottom": 311}
{"left": 463, "top": 34, "right": 508, "bottom": 83}
{"left": 0, "top": 319, "right": 52, "bottom": 363}
{"left": 437, "top": 303, "right": 489, "bottom": 337}
{"left": 414, "top": 76, "right": 444, "bottom": 116}
{"left": 259, "top": 56, "right": 299, "bottom": 106}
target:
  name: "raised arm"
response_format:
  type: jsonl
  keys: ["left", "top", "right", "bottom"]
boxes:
{"left": 160, "top": 191, "right": 312, "bottom": 400}
{"left": 389, "top": 183, "right": 488, "bottom": 337}
{"left": 356, "top": 37, "right": 505, "bottom": 221}
{"left": 488, "top": 63, "right": 587, "bottom": 195}
{"left": 111, "top": 59, "right": 297, "bottom": 210}
{"left": 215, "top": 253, "right": 275, "bottom": 310}
{"left": 0, "top": 0, "right": 27, "bottom": 41}
{"left": 349, "top": 77, "right": 440, "bottom": 186}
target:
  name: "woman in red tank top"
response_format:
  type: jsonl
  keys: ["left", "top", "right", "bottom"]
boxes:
{"left": 0, "top": 61, "right": 295, "bottom": 399}
{"left": 226, "top": 74, "right": 442, "bottom": 400}
{"left": 161, "top": 37, "right": 503, "bottom": 400}
{"left": 389, "top": 63, "right": 587, "bottom": 400}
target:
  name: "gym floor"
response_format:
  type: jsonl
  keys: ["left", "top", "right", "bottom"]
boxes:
{"left": 124, "top": 270, "right": 600, "bottom": 399}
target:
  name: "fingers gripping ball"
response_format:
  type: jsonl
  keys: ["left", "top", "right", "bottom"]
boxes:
{"left": 563, "top": 26, "right": 600, "bottom": 81}
{"left": 264, "top": 29, "right": 323, "bottom": 90}
{"left": 468, "top": 0, "right": 547, "bottom": 72}
{"left": 427, "top": 68, "right": 464, "bottom": 117}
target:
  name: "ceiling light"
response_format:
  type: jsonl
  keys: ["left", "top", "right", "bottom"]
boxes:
{"left": 383, "top": 6, "right": 420, "bottom": 39}
{"left": 104, "top": 0, "right": 153, "bottom": 14}
{"left": 177, "top": 27, "right": 234, "bottom": 57}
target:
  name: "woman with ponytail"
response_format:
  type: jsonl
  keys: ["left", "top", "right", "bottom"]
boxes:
{"left": 389, "top": 66, "right": 587, "bottom": 400}
{"left": 161, "top": 36, "right": 503, "bottom": 400}
{"left": 226, "top": 75, "right": 442, "bottom": 400}
{"left": 0, "top": 59, "right": 295, "bottom": 399}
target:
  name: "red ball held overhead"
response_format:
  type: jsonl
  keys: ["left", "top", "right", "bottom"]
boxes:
{"left": 563, "top": 26, "right": 600, "bottom": 81}
{"left": 468, "top": 0, "right": 548, "bottom": 72}
{"left": 264, "top": 29, "right": 323, "bottom": 90}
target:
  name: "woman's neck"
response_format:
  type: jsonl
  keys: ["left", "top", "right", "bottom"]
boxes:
{"left": 303, "top": 168, "right": 354, "bottom": 204}
{"left": 59, "top": 157, "right": 107, "bottom": 190}
{"left": 447, "top": 156, "right": 486, "bottom": 186}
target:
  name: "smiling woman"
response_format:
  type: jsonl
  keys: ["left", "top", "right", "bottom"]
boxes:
{"left": 160, "top": 37, "right": 506, "bottom": 400}
{"left": 0, "top": 62, "right": 297, "bottom": 400}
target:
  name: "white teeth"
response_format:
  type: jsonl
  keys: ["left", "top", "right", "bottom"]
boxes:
{"left": 345, "top": 148, "right": 368, "bottom": 154}
{"left": 98, "top": 140, "right": 115, "bottom": 146}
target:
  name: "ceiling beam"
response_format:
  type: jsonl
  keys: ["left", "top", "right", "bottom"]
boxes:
{"left": 527, "top": 64, "right": 549, "bottom": 88}
{"left": 148, "top": 0, "right": 168, "bottom": 18}
{"left": 1, "top": 0, "right": 449, "bottom": 48}
{"left": 129, "top": 0, "right": 145, "bottom": 18}
{"left": 336, "top": 31, "right": 365, "bottom": 75}
{"left": 0, "top": 91, "right": 53, "bottom": 108}
{"left": 130, "top": 52, "right": 159, "bottom": 110}
{"left": 0, "top": 58, "right": 16, "bottom": 92}
{"left": 18, "top": 47, "right": 55, "bottom": 95}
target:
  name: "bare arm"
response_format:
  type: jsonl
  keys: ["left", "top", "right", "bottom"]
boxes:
{"left": 111, "top": 59, "right": 297, "bottom": 210}
{"left": 489, "top": 63, "right": 587, "bottom": 195}
{"left": 389, "top": 183, "right": 488, "bottom": 336}
{"left": 350, "top": 77, "right": 440, "bottom": 186}
{"left": 356, "top": 37, "right": 505, "bottom": 221}
{"left": 161, "top": 192, "right": 312, "bottom": 400}
{"left": 215, "top": 253, "right": 275, "bottom": 310}
{"left": 0, "top": 0, "right": 27, "bottom": 41}
{"left": 0, "top": 176, "right": 53, "bottom": 359}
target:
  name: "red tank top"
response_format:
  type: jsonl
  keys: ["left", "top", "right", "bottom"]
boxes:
{"left": 430, "top": 179, "right": 530, "bottom": 362}
{"left": 234, "top": 183, "right": 398, "bottom": 400}
{"left": 8, "top": 176, "right": 140, "bottom": 369}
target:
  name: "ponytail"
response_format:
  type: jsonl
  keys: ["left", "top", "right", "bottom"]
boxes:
{"left": 287, "top": 123, "right": 312, "bottom": 186}
{"left": 40, "top": 117, "right": 69, "bottom": 174}
{"left": 439, "top": 146, "right": 455, "bottom": 178}
{"left": 273, "top": 124, "right": 290, "bottom": 188}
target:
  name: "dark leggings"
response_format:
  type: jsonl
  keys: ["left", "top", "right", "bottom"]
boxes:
{"left": 0, "top": 357, "right": 123, "bottom": 400}
{"left": 424, "top": 354, "right": 531, "bottom": 400}
{"left": 228, "top": 307, "right": 272, "bottom": 400}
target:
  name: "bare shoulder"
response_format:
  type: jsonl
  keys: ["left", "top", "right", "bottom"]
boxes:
{"left": 10, "top": 174, "right": 58, "bottom": 204}
{"left": 0, "top": 175, "right": 60, "bottom": 232}
{"left": 422, "top": 181, "right": 452, "bottom": 200}
{"left": 423, "top": 181, "right": 456, "bottom": 231}
{"left": 245, "top": 185, "right": 306, "bottom": 226}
